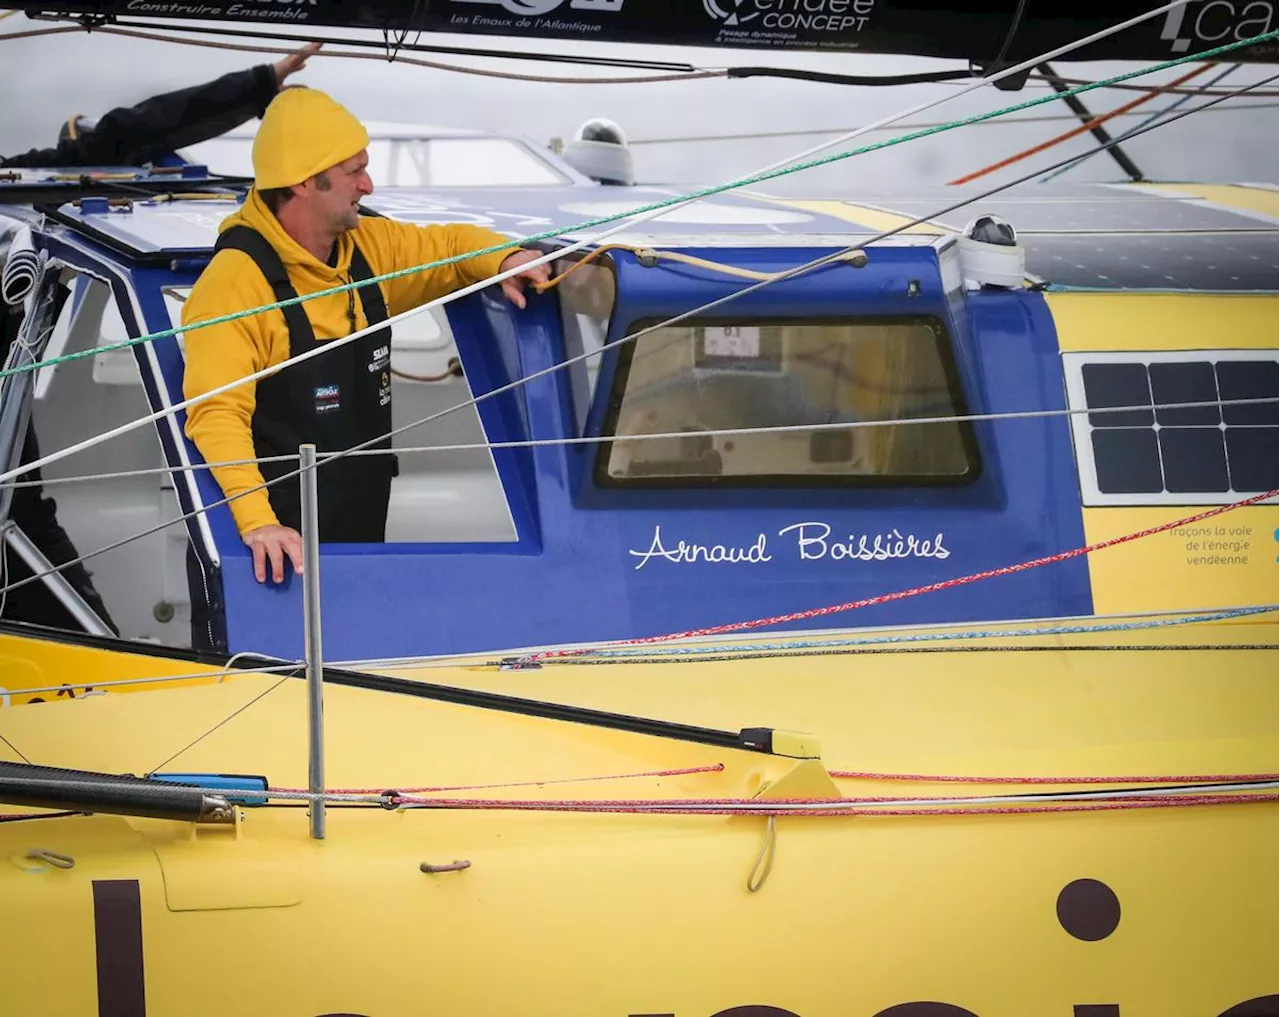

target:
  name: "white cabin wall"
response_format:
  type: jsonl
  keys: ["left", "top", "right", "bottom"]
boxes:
{"left": 30, "top": 280, "right": 191, "bottom": 647}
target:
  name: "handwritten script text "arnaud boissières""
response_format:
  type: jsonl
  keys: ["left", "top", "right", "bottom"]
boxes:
{"left": 628, "top": 523, "right": 952, "bottom": 570}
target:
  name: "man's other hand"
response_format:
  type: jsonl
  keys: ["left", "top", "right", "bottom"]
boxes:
{"left": 273, "top": 42, "right": 323, "bottom": 87}
{"left": 243, "top": 524, "right": 305, "bottom": 584}
{"left": 498, "top": 249, "right": 552, "bottom": 310}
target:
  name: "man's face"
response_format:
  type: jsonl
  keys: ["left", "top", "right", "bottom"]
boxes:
{"left": 302, "top": 149, "right": 373, "bottom": 234}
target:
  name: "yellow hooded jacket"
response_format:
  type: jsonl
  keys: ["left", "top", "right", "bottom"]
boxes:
{"left": 181, "top": 190, "right": 510, "bottom": 536}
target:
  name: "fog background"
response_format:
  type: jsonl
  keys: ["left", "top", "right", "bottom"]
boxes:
{"left": 1, "top": 11, "right": 1276, "bottom": 193}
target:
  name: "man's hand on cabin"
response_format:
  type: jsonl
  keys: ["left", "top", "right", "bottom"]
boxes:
{"left": 498, "top": 250, "right": 551, "bottom": 310}
{"left": 243, "top": 524, "right": 305, "bottom": 584}
{"left": 273, "top": 42, "right": 323, "bottom": 87}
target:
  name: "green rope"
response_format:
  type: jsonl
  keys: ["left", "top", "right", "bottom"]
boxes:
{"left": 3, "top": 30, "right": 1273, "bottom": 383}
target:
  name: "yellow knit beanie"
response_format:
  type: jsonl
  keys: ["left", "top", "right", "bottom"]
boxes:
{"left": 252, "top": 88, "right": 370, "bottom": 189}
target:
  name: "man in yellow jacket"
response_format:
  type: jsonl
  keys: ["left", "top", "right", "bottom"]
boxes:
{"left": 181, "top": 87, "right": 547, "bottom": 601}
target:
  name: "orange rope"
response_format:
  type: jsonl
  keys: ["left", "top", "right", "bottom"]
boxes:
{"left": 0, "top": 24, "right": 82, "bottom": 42}
{"left": 94, "top": 25, "right": 724, "bottom": 86}
{"left": 947, "top": 63, "right": 1213, "bottom": 185}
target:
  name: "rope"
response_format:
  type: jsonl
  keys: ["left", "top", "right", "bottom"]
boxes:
{"left": 390, "top": 794, "right": 1276, "bottom": 817}
{"left": 1032, "top": 71, "right": 1279, "bottom": 97}
{"left": 1, "top": 395, "right": 1275, "bottom": 492}
{"left": 330, "top": 603, "right": 1280, "bottom": 671}
{"left": 102, "top": 16, "right": 710, "bottom": 73}
{"left": 1038, "top": 62, "right": 1242, "bottom": 183}
{"left": 0, "top": 73, "right": 1270, "bottom": 604}
{"left": 281, "top": 767, "right": 1278, "bottom": 798}
{"left": 524, "top": 491, "right": 1279, "bottom": 660}
{"left": 1, "top": 27, "right": 1269, "bottom": 390}
{"left": 4, "top": 776, "right": 1271, "bottom": 814}
{"left": 89, "top": 25, "right": 727, "bottom": 86}
{"left": 948, "top": 63, "right": 1214, "bottom": 185}
{"left": 629, "top": 102, "right": 1280, "bottom": 146}
{"left": 277, "top": 763, "right": 726, "bottom": 796}
{"left": 5, "top": 68, "right": 1275, "bottom": 503}
{"left": 830, "top": 769, "right": 1280, "bottom": 785}
{"left": 554, "top": 605, "right": 1280, "bottom": 660}
{"left": 0, "top": 24, "right": 82, "bottom": 42}
{"left": 0, "top": 661, "right": 301, "bottom": 701}
{"left": 2, "top": 795, "right": 1268, "bottom": 818}
{"left": 147, "top": 676, "right": 289, "bottom": 773}
{"left": 0, "top": 729, "right": 30, "bottom": 764}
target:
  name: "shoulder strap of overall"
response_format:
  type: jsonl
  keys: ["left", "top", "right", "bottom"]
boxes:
{"left": 213, "top": 225, "right": 314, "bottom": 345}
{"left": 347, "top": 241, "right": 389, "bottom": 326}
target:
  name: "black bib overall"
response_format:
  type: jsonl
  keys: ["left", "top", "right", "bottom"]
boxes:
{"left": 213, "top": 225, "right": 397, "bottom": 542}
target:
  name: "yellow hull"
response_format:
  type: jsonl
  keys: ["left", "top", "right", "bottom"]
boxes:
{"left": 0, "top": 630, "right": 233, "bottom": 705}
{"left": 0, "top": 623, "right": 1275, "bottom": 1015}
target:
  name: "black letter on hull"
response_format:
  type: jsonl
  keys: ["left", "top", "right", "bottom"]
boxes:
{"left": 93, "top": 879, "right": 146, "bottom": 1017}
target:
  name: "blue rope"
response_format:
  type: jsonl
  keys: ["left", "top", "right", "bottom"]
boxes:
{"left": 574, "top": 605, "right": 1278, "bottom": 659}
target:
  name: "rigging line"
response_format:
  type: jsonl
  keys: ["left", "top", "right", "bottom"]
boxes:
{"left": 99, "top": 23, "right": 974, "bottom": 86}
{"left": 0, "top": 4, "right": 1243, "bottom": 393}
{"left": 0, "top": 23, "right": 81, "bottom": 41}
{"left": 2, "top": 77, "right": 1251, "bottom": 503}
{"left": 629, "top": 102, "right": 1280, "bottom": 145}
{"left": 1039, "top": 62, "right": 1243, "bottom": 182}
{"left": 550, "top": 642, "right": 1280, "bottom": 666}
{"left": 97, "top": 20, "right": 976, "bottom": 85}
{"left": 987, "top": 0, "right": 1032, "bottom": 73}
{"left": 89, "top": 25, "right": 727, "bottom": 85}
{"left": 2, "top": 395, "right": 1276, "bottom": 492}
{"left": 948, "top": 62, "right": 1215, "bottom": 185}
{"left": 554, "top": 606, "right": 1280, "bottom": 661}
{"left": 0, "top": 47, "right": 1262, "bottom": 457}
{"left": 10, "top": 774, "right": 1274, "bottom": 807}
{"left": 393, "top": 781, "right": 1280, "bottom": 809}
{"left": 0, "top": 76, "right": 1270, "bottom": 604}
{"left": 1031, "top": 70, "right": 1279, "bottom": 96}
{"left": 6, "top": 662, "right": 302, "bottom": 700}
{"left": 0, "top": 730, "right": 31, "bottom": 765}
{"left": 101, "top": 17, "right": 707, "bottom": 73}
{"left": 327, "top": 603, "right": 1280, "bottom": 670}
{"left": 147, "top": 676, "right": 289, "bottom": 774}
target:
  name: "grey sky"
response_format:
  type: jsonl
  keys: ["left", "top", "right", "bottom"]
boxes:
{"left": 1, "top": 13, "right": 1276, "bottom": 192}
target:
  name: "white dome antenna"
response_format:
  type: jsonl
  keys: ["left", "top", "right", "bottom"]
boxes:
{"left": 562, "top": 118, "right": 635, "bottom": 186}
{"left": 958, "top": 214, "right": 1026, "bottom": 290}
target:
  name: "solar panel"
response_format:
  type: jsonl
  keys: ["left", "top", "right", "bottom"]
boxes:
{"left": 1064, "top": 352, "right": 1279, "bottom": 506}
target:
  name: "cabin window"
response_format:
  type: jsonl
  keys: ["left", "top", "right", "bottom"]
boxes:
{"left": 1064, "top": 351, "right": 1279, "bottom": 506}
{"left": 595, "top": 317, "right": 979, "bottom": 487}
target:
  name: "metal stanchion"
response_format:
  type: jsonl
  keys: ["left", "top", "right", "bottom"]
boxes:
{"left": 300, "top": 443, "right": 325, "bottom": 840}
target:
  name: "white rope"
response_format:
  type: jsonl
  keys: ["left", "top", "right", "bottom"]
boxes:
{"left": 629, "top": 100, "right": 1280, "bottom": 146}
{"left": 2, "top": 395, "right": 1276, "bottom": 491}
{"left": 0, "top": 661, "right": 301, "bottom": 701}
{"left": 0, "top": 0, "right": 1200, "bottom": 490}
{"left": 3, "top": 70, "right": 1267, "bottom": 605}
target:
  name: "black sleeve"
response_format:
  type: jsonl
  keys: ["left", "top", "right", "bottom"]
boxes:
{"left": 0, "top": 64, "right": 279, "bottom": 170}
